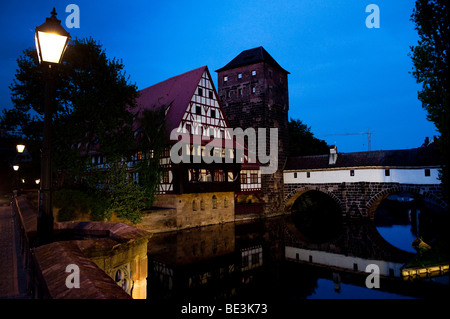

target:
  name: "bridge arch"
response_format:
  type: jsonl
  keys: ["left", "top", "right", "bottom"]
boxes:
{"left": 366, "top": 185, "right": 448, "bottom": 219}
{"left": 284, "top": 186, "right": 345, "bottom": 214}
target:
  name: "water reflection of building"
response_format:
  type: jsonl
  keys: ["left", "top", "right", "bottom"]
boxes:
{"left": 284, "top": 218, "right": 413, "bottom": 277}
{"left": 147, "top": 221, "right": 271, "bottom": 302}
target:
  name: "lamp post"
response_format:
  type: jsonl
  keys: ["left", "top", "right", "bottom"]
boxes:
{"left": 35, "top": 8, "right": 70, "bottom": 246}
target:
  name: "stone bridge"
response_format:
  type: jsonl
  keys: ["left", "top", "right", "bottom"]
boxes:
{"left": 284, "top": 182, "right": 447, "bottom": 219}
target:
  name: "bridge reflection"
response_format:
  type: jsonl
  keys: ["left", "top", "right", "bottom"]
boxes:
{"left": 146, "top": 216, "right": 448, "bottom": 302}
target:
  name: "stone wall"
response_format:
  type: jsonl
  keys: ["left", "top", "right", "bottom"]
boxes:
{"left": 217, "top": 61, "right": 289, "bottom": 216}
{"left": 284, "top": 182, "right": 447, "bottom": 218}
{"left": 139, "top": 192, "right": 235, "bottom": 233}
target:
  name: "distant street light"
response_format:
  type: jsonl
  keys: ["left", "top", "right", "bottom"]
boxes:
{"left": 16, "top": 144, "right": 25, "bottom": 153}
{"left": 13, "top": 165, "right": 19, "bottom": 171}
{"left": 35, "top": 8, "right": 71, "bottom": 246}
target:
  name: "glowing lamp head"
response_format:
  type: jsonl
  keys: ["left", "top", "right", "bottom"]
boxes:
{"left": 35, "top": 8, "right": 71, "bottom": 64}
{"left": 13, "top": 165, "right": 19, "bottom": 171}
{"left": 16, "top": 144, "right": 25, "bottom": 153}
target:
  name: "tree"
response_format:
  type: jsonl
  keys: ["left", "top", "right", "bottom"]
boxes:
{"left": 1, "top": 37, "right": 166, "bottom": 223}
{"left": 410, "top": 0, "right": 449, "bottom": 197}
{"left": 288, "top": 118, "right": 329, "bottom": 156}
{"left": 1, "top": 37, "right": 139, "bottom": 182}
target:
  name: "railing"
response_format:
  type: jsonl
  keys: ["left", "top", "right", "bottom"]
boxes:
{"left": 10, "top": 192, "right": 39, "bottom": 298}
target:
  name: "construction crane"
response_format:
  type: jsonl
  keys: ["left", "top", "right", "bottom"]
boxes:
{"left": 319, "top": 131, "right": 373, "bottom": 151}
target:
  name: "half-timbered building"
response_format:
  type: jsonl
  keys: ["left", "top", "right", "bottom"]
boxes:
{"left": 132, "top": 65, "right": 260, "bottom": 227}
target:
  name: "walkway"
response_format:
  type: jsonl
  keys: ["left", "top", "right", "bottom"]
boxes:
{"left": 0, "top": 194, "right": 29, "bottom": 299}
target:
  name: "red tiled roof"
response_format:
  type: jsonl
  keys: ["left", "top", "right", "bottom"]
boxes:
{"left": 132, "top": 66, "right": 207, "bottom": 133}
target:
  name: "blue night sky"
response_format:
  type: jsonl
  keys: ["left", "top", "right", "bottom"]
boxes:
{"left": 0, "top": 0, "right": 438, "bottom": 153}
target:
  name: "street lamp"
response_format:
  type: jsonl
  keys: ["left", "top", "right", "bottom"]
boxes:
{"left": 13, "top": 165, "right": 20, "bottom": 171}
{"left": 16, "top": 144, "right": 25, "bottom": 153}
{"left": 35, "top": 8, "right": 70, "bottom": 246}
{"left": 35, "top": 8, "right": 71, "bottom": 65}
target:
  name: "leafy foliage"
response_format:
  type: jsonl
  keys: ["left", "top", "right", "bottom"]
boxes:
{"left": 288, "top": 118, "right": 329, "bottom": 156}
{"left": 410, "top": 0, "right": 449, "bottom": 196}
{"left": 1, "top": 37, "right": 139, "bottom": 179}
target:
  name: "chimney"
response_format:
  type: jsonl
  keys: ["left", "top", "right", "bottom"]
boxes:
{"left": 329, "top": 145, "right": 337, "bottom": 165}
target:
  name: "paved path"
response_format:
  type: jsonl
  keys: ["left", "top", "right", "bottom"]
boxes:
{"left": 0, "top": 196, "right": 28, "bottom": 299}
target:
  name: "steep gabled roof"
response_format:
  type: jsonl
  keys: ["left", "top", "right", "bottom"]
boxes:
{"left": 133, "top": 66, "right": 207, "bottom": 133}
{"left": 215, "top": 46, "right": 289, "bottom": 74}
{"left": 285, "top": 145, "right": 441, "bottom": 170}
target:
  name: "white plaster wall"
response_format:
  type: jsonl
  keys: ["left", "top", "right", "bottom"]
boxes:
{"left": 285, "top": 246, "right": 404, "bottom": 277}
{"left": 284, "top": 168, "right": 440, "bottom": 185}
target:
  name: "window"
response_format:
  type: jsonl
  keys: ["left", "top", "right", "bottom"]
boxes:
{"left": 241, "top": 173, "right": 247, "bottom": 184}
{"left": 227, "top": 90, "right": 231, "bottom": 98}
{"left": 214, "top": 169, "right": 225, "bottom": 182}
{"left": 223, "top": 76, "right": 228, "bottom": 82}
{"left": 198, "top": 88, "right": 203, "bottom": 96}
{"left": 199, "top": 169, "right": 212, "bottom": 182}
{"left": 238, "top": 73, "right": 242, "bottom": 79}
{"left": 192, "top": 200, "right": 197, "bottom": 211}
{"left": 294, "top": 172, "right": 297, "bottom": 178}
{"left": 252, "top": 70, "right": 256, "bottom": 76}
{"left": 224, "top": 198, "right": 228, "bottom": 208}
{"left": 227, "top": 171, "right": 234, "bottom": 182}
{"left": 385, "top": 169, "right": 390, "bottom": 176}
{"left": 209, "top": 90, "right": 213, "bottom": 99}
{"left": 251, "top": 86, "right": 256, "bottom": 94}
{"left": 307, "top": 172, "right": 311, "bottom": 178}
{"left": 162, "top": 170, "right": 169, "bottom": 183}
{"left": 200, "top": 199, "right": 204, "bottom": 210}
{"left": 425, "top": 169, "right": 431, "bottom": 176}
{"left": 238, "top": 88, "right": 242, "bottom": 96}
{"left": 196, "top": 105, "right": 201, "bottom": 115}
{"left": 212, "top": 195, "right": 217, "bottom": 209}
{"left": 250, "top": 173, "right": 258, "bottom": 184}
{"left": 185, "top": 123, "right": 192, "bottom": 134}
{"left": 210, "top": 109, "right": 216, "bottom": 118}
{"left": 350, "top": 170, "right": 355, "bottom": 176}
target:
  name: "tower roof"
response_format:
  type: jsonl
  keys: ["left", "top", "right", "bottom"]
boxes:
{"left": 215, "top": 46, "right": 289, "bottom": 74}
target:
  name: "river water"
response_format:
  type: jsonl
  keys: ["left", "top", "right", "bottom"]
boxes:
{"left": 146, "top": 199, "right": 449, "bottom": 307}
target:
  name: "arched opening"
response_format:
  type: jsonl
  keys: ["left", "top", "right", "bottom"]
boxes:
{"left": 373, "top": 191, "right": 448, "bottom": 253}
{"left": 291, "top": 190, "right": 343, "bottom": 243}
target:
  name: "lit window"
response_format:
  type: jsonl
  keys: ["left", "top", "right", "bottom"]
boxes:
{"left": 238, "top": 73, "right": 242, "bottom": 79}
{"left": 251, "top": 86, "right": 256, "bottom": 94}
{"left": 223, "top": 76, "right": 228, "bottom": 82}
{"left": 252, "top": 70, "right": 256, "bottom": 76}
{"left": 238, "top": 89, "right": 242, "bottom": 96}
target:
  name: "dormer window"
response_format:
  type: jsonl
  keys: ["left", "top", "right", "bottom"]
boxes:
{"left": 223, "top": 76, "right": 228, "bottom": 82}
{"left": 238, "top": 73, "right": 242, "bottom": 79}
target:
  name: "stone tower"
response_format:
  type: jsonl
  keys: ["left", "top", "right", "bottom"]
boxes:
{"left": 216, "top": 46, "right": 289, "bottom": 215}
